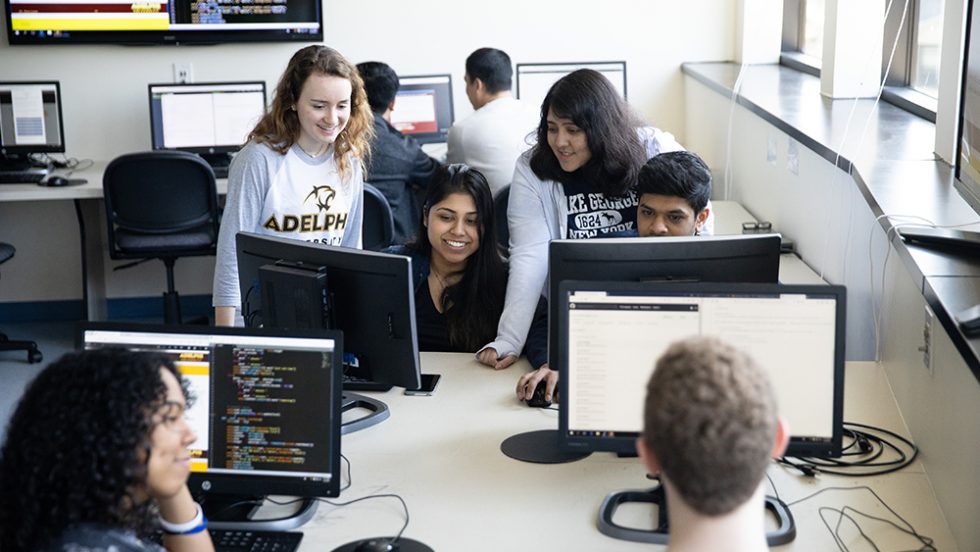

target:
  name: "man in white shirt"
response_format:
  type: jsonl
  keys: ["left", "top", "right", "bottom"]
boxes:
{"left": 447, "top": 48, "right": 539, "bottom": 197}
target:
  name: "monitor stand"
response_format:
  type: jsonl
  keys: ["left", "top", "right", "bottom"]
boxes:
{"left": 341, "top": 392, "right": 390, "bottom": 434}
{"left": 200, "top": 492, "right": 319, "bottom": 531}
{"left": 500, "top": 429, "right": 591, "bottom": 464}
{"left": 596, "top": 483, "right": 796, "bottom": 546}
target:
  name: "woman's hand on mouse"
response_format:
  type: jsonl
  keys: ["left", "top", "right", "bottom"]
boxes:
{"left": 516, "top": 364, "right": 558, "bottom": 402}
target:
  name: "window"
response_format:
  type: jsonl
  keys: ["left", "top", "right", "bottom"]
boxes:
{"left": 781, "top": 0, "right": 943, "bottom": 120}
{"left": 801, "top": 0, "right": 826, "bottom": 60}
{"left": 881, "top": 0, "right": 944, "bottom": 120}
{"left": 782, "top": 0, "right": 825, "bottom": 75}
{"left": 912, "top": 0, "right": 945, "bottom": 97}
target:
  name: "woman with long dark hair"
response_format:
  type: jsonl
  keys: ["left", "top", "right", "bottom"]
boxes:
{"left": 214, "top": 44, "right": 375, "bottom": 326}
{"left": 0, "top": 348, "right": 211, "bottom": 551}
{"left": 477, "top": 69, "right": 711, "bottom": 401}
{"left": 387, "top": 164, "right": 546, "bottom": 367}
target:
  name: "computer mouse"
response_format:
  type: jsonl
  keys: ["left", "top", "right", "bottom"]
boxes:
{"left": 525, "top": 380, "right": 552, "bottom": 408}
{"left": 41, "top": 176, "right": 70, "bottom": 187}
{"left": 353, "top": 538, "right": 399, "bottom": 552}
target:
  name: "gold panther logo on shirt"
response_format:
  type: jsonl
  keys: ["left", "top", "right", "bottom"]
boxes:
{"left": 305, "top": 185, "right": 337, "bottom": 213}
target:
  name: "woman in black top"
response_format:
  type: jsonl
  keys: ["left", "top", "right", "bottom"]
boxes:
{"left": 387, "top": 164, "right": 547, "bottom": 368}
{"left": 0, "top": 349, "right": 213, "bottom": 552}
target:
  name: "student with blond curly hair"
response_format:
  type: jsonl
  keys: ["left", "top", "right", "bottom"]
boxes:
{"left": 214, "top": 45, "right": 374, "bottom": 326}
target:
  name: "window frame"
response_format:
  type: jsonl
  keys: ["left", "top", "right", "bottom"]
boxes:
{"left": 780, "top": 0, "right": 940, "bottom": 122}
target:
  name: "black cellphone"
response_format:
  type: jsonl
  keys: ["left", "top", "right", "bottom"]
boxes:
{"left": 404, "top": 373, "right": 441, "bottom": 396}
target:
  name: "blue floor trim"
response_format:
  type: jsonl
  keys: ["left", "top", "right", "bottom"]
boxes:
{"left": 106, "top": 294, "right": 212, "bottom": 319}
{"left": 0, "top": 300, "right": 85, "bottom": 322}
{"left": 0, "top": 295, "right": 213, "bottom": 323}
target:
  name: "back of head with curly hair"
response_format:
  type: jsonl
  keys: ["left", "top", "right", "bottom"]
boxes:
{"left": 642, "top": 336, "right": 778, "bottom": 517}
{"left": 249, "top": 44, "right": 374, "bottom": 181}
{"left": 0, "top": 348, "right": 186, "bottom": 551}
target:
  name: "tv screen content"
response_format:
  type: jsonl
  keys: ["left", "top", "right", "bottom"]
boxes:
{"left": 0, "top": 81, "right": 64, "bottom": 155}
{"left": 5, "top": 0, "right": 323, "bottom": 44}
{"left": 149, "top": 82, "right": 266, "bottom": 153}
{"left": 558, "top": 281, "right": 846, "bottom": 458}
{"left": 389, "top": 74, "right": 454, "bottom": 145}
{"left": 79, "top": 323, "right": 343, "bottom": 499}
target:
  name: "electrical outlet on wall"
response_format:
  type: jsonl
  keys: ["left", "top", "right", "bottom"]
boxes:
{"left": 920, "top": 305, "right": 935, "bottom": 376}
{"left": 173, "top": 62, "right": 193, "bottom": 84}
{"left": 787, "top": 138, "right": 799, "bottom": 176}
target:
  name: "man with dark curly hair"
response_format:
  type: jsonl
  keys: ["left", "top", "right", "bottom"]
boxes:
{"left": 636, "top": 336, "right": 788, "bottom": 552}
{"left": 0, "top": 348, "right": 213, "bottom": 552}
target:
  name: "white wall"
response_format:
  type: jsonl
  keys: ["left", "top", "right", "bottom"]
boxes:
{"left": 685, "top": 76, "right": 885, "bottom": 360}
{"left": 0, "top": 0, "right": 735, "bottom": 304}
{"left": 0, "top": 1, "right": 734, "bottom": 161}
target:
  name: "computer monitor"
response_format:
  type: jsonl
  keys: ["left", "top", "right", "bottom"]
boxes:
{"left": 236, "top": 232, "right": 421, "bottom": 390}
{"left": 548, "top": 234, "right": 781, "bottom": 380}
{"left": 515, "top": 61, "right": 627, "bottom": 112}
{"left": 557, "top": 281, "right": 846, "bottom": 458}
{"left": 78, "top": 322, "right": 342, "bottom": 530}
{"left": 148, "top": 81, "right": 266, "bottom": 174}
{"left": 0, "top": 81, "right": 65, "bottom": 169}
{"left": 389, "top": 74, "right": 454, "bottom": 144}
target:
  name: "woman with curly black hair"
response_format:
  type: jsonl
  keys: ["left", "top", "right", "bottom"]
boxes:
{"left": 0, "top": 348, "right": 213, "bottom": 552}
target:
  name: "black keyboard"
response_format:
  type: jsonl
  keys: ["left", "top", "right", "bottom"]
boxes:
{"left": 212, "top": 165, "right": 229, "bottom": 179}
{"left": 0, "top": 170, "right": 47, "bottom": 184}
{"left": 210, "top": 529, "right": 303, "bottom": 552}
{"left": 342, "top": 373, "right": 393, "bottom": 392}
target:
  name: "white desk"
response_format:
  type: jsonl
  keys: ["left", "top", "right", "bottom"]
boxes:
{"left": 280, "top": 353, "right": 957, "bottom": 551}
{"left": 0, "top": 163, "right": 227, "bottom": 319}
{"left": 712, "top": 200, "right": 825, "bottom": 285}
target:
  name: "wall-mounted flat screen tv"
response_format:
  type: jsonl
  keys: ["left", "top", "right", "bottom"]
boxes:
{"left": 4, "top": 0, "right": 322, "bottom": 45}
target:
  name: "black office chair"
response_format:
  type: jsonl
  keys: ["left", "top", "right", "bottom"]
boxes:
{"left": 494, "top": 185, "right": 510, "bottom": 256}
{"left": 363, "top": 182, "right": 395, "bottom": 251}
{"left": 103, "top": 151, "right": 219, "bottom": 324}
{"left": 0, "top": 243, "right": 42, "bottom": 363}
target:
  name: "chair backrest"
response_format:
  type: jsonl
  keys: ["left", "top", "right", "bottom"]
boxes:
{"left": 494, "top": 185, "right": 510, "bottom": 255}
{"left": 102, "top": 151, "right": 219, "bottom": 258}
{"left": 0, "top": 242, "right": 14, "bottom": 266}
{"left": 363, "top": 182, "right": 395, "bottom": 251}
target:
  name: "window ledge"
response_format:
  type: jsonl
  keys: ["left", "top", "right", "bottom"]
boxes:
{"left": 779, "top": 51, "right": 821, "bottom": 77}
{"left": 682, "top": 61, "right": 980, "bottom": 383}
{"left": 881, "top": 86, "right": 938, "bottom": 123}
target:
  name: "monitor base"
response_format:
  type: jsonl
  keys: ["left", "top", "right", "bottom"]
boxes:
{"left": 500, "top": 429, "right": 591, "bottom": 464}
{"left": 341, "top": 392, "right": 390, "bottom": 434}
{"left": 333, "top": 536, "right": 433, "bottom": 552}
{"left": 200, "top": 493, "right": 318, "bottom": 532}
{"left": 597, "top": 484, "right": 796, "bottom": 546}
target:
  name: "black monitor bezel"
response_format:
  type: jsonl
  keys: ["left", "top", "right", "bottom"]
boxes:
{"left": 76, "top": 321, "right": 344, "bottom": 499}
{"left": 556, "top": 280, "right": 846, "bottom": 458}
{"left": 4, "top": 0, "right": 323, "bottom": 46}
{"left": 236, "top": 232, "right": 422, "bottom": 390}
{"left": 515, "top": 60, "right": 628, "bottom": 102}
{"left": 0, "top": 80, "right": 65, "bottom": 155}
{"left": 547, "top": 234, "right": 782, "bottom": 386}
{"left": 147, "top": 81, "right": 267, "bottom": 155}
{"left": 391, "top": 73, "right": 454, "bottom": 145}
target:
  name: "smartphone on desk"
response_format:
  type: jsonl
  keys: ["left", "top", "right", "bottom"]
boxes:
{"left": 404, "top": 373, "right": 441, "bottom": 396}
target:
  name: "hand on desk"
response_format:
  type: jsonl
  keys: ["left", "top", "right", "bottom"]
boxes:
{"left": 476, "top": 347, "right": 517, "bottom": 370}
{"left": 517, "top": 364, "right": 558, "bottom": 403}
